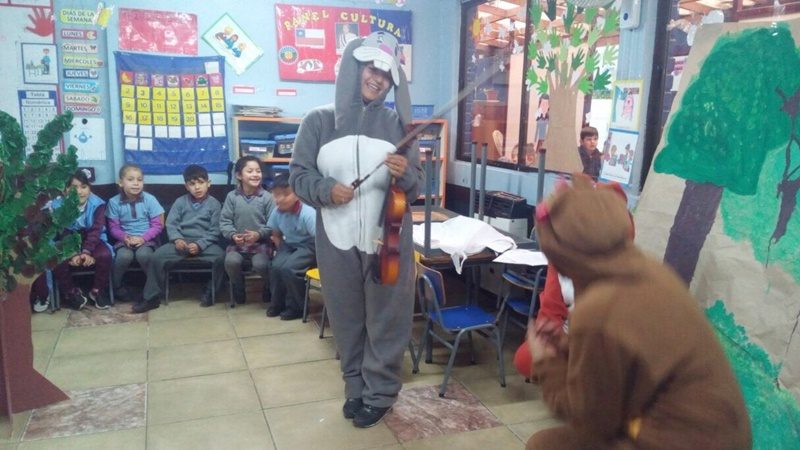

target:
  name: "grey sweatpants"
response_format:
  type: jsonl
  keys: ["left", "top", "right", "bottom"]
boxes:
{"left": 316, "top": 216, "right": 415, "bottom": 408}
{"left": 269, "top": 243, "right": 315, "bottom": 314}
{"left": 113, "top": 246, "right": 154, "bottom": 290}
{"left": 142, "top": 243, "right": 225, "bottom": 303}
{"left": 224, "top": 251, "right": 270, "bottom": 302}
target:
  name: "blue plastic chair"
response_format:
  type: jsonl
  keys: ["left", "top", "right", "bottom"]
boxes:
{"left": 415, "top": 261, "right": 506, "bottom": 397}
{"left": 499, "top": 266, "right": 547, "bottom": 344}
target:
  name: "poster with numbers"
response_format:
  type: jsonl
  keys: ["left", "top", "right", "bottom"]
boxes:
{"left": 113, "top": 52, "right": 228, "bottom": 174}
{"left": 18, "top": 89, "right": 61, "bottom": 155}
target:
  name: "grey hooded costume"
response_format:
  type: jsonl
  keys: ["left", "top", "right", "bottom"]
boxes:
{"left": 290, "top": 33, "right": 423, "bottom": 408}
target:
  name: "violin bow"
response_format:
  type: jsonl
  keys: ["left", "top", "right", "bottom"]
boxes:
{"left": 350, "top": 54, "right": 511, "bottom": 190}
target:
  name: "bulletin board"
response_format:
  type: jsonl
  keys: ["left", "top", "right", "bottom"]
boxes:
{"left": 114, "top": 52, "right": 229, "bottom": 174}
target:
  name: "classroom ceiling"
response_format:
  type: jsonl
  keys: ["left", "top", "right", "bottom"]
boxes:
{"left": 678, "top": 0, "right": 800, "bottom": 19}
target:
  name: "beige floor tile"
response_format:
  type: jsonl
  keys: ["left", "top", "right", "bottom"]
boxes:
{"left": 402, "top": 425, "right": 521, "bottom": 450}
{"left": 148, "top": 316, "right": 236, "bottom": 347}
{"left": 17, "top": 427, "right": 145, "bottom": 450}
{"left": 0, "top": 411, "right": 31, "bottom": 444}
{"left": 52, "top": 322, "right": 147, "bottom": 357}
{"left": 507, "top": 417, "right": 564, "bottom": 443}
{"left": 264, "top": 398, "right": 397, "bottom": 450}
{"left": 253, "top": 359, "right": 342, "bottom": 408}
{"left": 365, "top": 445, "right": 403, "bottom": 450}
{"left": 45, "top": 349, "right": 147, "bottom": 391}
{"left": 32, "top": 330, "right": 59, "bottom": 374}
{"left": 0, "top": 444, "right": 16, "bottom": 450}
{"left": 31, "top": 310, "right": 68, "bottom": 331}
{"left": 147, "top": 411, "right": 274, "bottom": 450}
{"left": 460, "top": 375, "right": 549, "bottom": 424}
{"left": 240, "top": 332, "right": 336, "bottom": 369}
{"left": 227, "top": 301, "right": 266, "bottom": 315}
{"left": 230, "top": 312, "right": 316, "bottom": 338}
{"left": 147, "top": 298, "right": 227, "bottom": 322}
{"left": 147, "top": 370, "right": 260, "bottom": 425}
{"left": 148, "top": 339, "right": 247, "bottom": 381}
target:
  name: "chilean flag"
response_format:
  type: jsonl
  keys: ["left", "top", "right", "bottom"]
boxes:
{"left": 295, "top": 28, "right": 325, "bottom": 48}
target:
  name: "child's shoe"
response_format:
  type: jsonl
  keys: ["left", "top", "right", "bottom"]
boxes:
{"left": 66, "top": 288, "right": 88, "bottom": 310}
{"left": 279, "top": 309, "right": 302, "bottom": 321}
{"left": 132, "top": 298, "right": 159, "bottom": 314}
{"left": 199, "top": 291, "right": 213, "bottom": 308}
{"left": 114, "top": 286, "right": 133, "bottom": 303}
{"left": 31, "top": 297, "right": 50, "bottom": 313}
{"left": 89, "top": 288, "right": 111, "bottom": 310}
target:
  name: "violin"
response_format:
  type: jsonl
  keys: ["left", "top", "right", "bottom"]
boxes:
{"left": 379, "top": 183, "right": 406, "bottom": 285}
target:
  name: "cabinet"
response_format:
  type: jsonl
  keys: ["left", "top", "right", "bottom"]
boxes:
{"left": 233, "top": 116, "right": 447, "bottom": 206}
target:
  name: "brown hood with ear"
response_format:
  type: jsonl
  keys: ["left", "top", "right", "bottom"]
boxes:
{"left": 535, "top": 174, "right": 636, "bottom": 290}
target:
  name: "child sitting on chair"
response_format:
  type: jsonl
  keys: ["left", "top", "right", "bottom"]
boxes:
{"left": 30, "top": 170, "right": 113, "bottom": 311}
{"left": 106, "top": 164, "right": 165, "bottom": 307}
{"left": 220, "top": 156, "right": 274, "bottom": 305}
{"left": 136, "top": 165, "right": 225, "bottom": 313}
{"left": 265, "top": 173, "right": 316, "bottom": 320}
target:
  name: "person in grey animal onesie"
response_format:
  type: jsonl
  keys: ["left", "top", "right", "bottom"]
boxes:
{"left": 290, "top": 31, "right": 423, "bottom": 428}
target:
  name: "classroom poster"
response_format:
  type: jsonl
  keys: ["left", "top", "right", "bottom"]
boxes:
{"left": 274, "top": 4, "right": 412, "bottom": 82}
{"left": 118, "top": 8, "right": 198, "bottom": 55}
{"left": 610, "top": 79, "right": 643, "bottom": 131}
{"left": 114, "top": 52, "right": 229, "bottom": 174}
{"left": 21, "top": 43, "right": 58, "bottom": 84}
{"left": 18, "top": 89, "right": 60, "bottom": 154}
{"left": 599, "top": 128, "right": 638, "bottom": 185}
{"left": 202, "top": 13, "right": 263, "bottom": 75}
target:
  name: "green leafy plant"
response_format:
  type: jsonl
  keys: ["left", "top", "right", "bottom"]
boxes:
{"left": 0, "top": 110, "right": 81, "bottom": 298}
{"left": 525, "top": 1, "right": 618, "bottom": 172}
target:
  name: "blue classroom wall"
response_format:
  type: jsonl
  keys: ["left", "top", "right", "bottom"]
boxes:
{"left": 36, "top": 0, "right": 461, "bottom": 185}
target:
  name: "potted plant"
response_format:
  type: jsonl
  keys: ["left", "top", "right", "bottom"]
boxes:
{"left": 0, "top": 110, "right": 80, "bottom": 422}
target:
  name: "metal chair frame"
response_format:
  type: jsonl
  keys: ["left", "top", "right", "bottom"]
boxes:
{"left": 164, "top": 258, "right": 217, "bottom": 305}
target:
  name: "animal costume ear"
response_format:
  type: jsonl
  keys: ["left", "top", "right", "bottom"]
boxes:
{"left": 394, "top": 66, "right": 411, "bottom": 127}
{"left": 335, "top": 37, "right": 366, "bottom": 130}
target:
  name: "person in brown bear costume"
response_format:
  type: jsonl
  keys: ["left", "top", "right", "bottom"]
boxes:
{"left": 527, "top": 174, "right": 751, "bottom": 450}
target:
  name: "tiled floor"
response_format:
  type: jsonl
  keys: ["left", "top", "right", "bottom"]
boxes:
{"left": 1, "top": 280, "right": 559, "bottom": 449}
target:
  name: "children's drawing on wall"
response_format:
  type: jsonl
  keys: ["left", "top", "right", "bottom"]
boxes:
{"left": 24, "top": 6, "right": 54, "bottom": 38}
{"left": 21, "top": 43, "right": 58, "bottom": 84}
{"left": 530, "top": 93, "right": 549, "bottom": 166}
{"left": 599, "top": 128, "right": 637, "bottom": 184}
{"left": 118, "top": 8, "right": 198, "bottom": 55}
{"left": 202, "top": 14, "right": 263, "bottom": 75}
{"left": 610, "top": 80, "right": 642, "bottom": 130}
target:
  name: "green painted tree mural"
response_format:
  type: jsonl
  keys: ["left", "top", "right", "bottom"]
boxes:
{"left": 525, "top": 0, "right": 618, "bottom": 172}
{"left": 0, "top": 110, "right": 80, "bottom": 299}
{"left": 653, "top": 26, "right": 800, "bottom": 284}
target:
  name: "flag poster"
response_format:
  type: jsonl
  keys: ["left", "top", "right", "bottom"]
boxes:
{"left": 114, "top": 52, "right": 229, "bottom": 174}
{"left": 274, "top": 4, "right": 412, "bottom": 82}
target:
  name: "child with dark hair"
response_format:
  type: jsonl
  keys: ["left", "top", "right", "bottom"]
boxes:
{"left": 106, "top": 163, "right": 165, "bottom": 305}
{"left": 135, "top": 165, "right": 225, "bottom": 312}
{"left": 220, "top": 156, "right": 274, "bottom": 304}
{"left": 578, "top": 126, "right": 601, "bottom": 178}
{"left": 29, "top": 170, "right": 114, "bottom": 310}
{"left": 265, "top": 173, "right": 316, "bottom": 320}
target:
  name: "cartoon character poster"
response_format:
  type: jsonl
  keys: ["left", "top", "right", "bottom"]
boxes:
{"left": 21, "top": 43, "right": 58, "bottom": 84}
{"left": 610, "top": 79, "right": 643, "bottom": 131}
{"left": 599, "top": 128, "right": 637, "bottom": 185}
{"left": 275, "top": 4, "right": 412, "bottom": 82}
{"left": 118, "top": 8, "right": 198, "bottom": 55}
{"left": 202, "top": 13, "right": 263, "bottom": 75}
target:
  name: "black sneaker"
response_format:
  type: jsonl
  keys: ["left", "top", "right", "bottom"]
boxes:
{"left": 89, "top": 288, "right": 111, "bottom": 310}
{"left": 279, "top": 309, "right": 302, "bottom": 321}
{"left": 67, "top": 289, "right": 88, "bottom": 310}
{"left": 342, "top": 398, "right": 363, "bottom": 419}
{"left": 266, "top": 306, "right": 282, "bottom": 317}
{"left": 115, "top": 286, "right": 132, "bottom": 303}
{"left": 32, "top": 297, "right": 49, "bottom": 313}
{"left": 132, "top": 299, "right": 159, "bottom": 314}
{"left": 199, "top": 292, "right": 213, "bottom": 308}
{"left": 353, "top": 404, "right": 391, "bottom": 428}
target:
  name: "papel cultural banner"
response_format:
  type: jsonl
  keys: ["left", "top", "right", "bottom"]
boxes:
{"left": 274, "top": 4, "right": 411, "bottom": 82}
{"left": 114, "top": 52, "right": 229, "bottom": 174}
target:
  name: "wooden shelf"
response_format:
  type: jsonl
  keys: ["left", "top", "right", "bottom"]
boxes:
{"left": 413, "top": 118, "right": 448, "bottom": 207}
{"left": 234, "top": 116, "right": 300, "bottom": 164}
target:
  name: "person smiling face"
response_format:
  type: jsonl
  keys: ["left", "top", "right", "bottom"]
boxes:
{"left": 360, "top": 63, "right": 391, "bottom": 104}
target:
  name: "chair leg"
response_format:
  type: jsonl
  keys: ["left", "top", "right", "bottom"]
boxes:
{"left": 164, "top": 271, "right": 170, "bottom": 305}
{"left": 440, "top": 331, "right": 466, "bottom": 398}
{"left": 108, "top": 277, "right": 115, "bottom": 305}
{"left": 468, "top": 331, "right": 476, "bottom": 364}
{"left": 423, "top": 321, "right": 433, "bottom": 364}
{"left": 409, "top": 340, "right": 419, "bottom": 374}
{"left": 302, "top": 279, "right": 310, "bottom": 323}
{"left": 318, "top": 302, "right": 327, "bottom": 339}
{"left": 228, "top": 275, "right": 235, "bottom": 308}
{"left": 210, "top": 271, "right": 216, "bottom": 305}
{"left": 50, "top": 283, "right": 59, "bottom": 313}
{"left": 495, "top": 328, "right": 506, "bottom": 388}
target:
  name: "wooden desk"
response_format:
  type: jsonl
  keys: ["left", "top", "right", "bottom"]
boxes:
{"left": 411, "top": 206, "right": 536, "bottom": 271}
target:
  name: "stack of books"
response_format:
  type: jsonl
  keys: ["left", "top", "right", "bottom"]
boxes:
{"left": 233, "top": 105, "right": 283, "bottom": 117}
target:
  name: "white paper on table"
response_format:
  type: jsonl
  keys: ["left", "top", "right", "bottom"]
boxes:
{"left": 184, "top": 126, "right": 197, "bottom": 138}
{"left": 154, "top": 126, "right": 168, "bottom": 138}
{"left": 124, "top": 137, "right": 138, "bottom": 150}
{"left": 492, "top": 249, "right": 548, "bottom": 267}
{"left": 139, "top": 138, "right": 153, "bottom": 151}
{"left": 212, "top": 124, "right": 226, "bottom": 137}
{"left": 198, "top": 113, "right": 212, "bottom": 126}
{"left": 139, "top": 125, "right": 153, "bottom": 138}
{"left": 198, "top": 125, "right": 213, "bottom": 137}
{"left": 123, "top": 123, "right": 137, "bottom": 136}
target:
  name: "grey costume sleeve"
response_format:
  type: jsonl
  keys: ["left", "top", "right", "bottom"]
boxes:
{"left": 290, "top": 111, "right": 338, "bottom": 208}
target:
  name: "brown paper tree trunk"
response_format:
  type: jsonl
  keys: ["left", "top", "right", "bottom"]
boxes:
{"left": 0, "top": 283, "right": 68, "bottom": 423}
{"left": 544, "top": 85, "right": 582, "bottom": 173}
